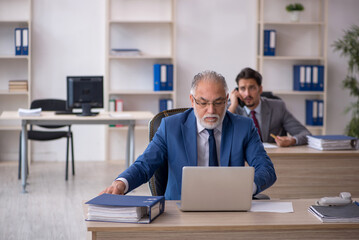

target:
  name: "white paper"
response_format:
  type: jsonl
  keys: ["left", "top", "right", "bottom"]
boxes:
{"left": 18, "top": 108, "right": 42, "bottom": 117}
{"left": 250, "top": 201, "right": 294, "bottom": 213}
{"left": 109, "top": 112, "right": 131, "bottom": 118}
{"left": 262, "top": 142, "right": 278, "bottom": 149}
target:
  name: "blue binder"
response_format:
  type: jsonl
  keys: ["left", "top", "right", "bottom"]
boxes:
{"left": 86, "top": 194, "right": 165, "bottom": 223}
{"left": 264, "top": 29, "right": 276, "bottom": 56}
{"left": 166, "top": 64, "right": 173, "bottom": 90}
{"left": 317, "top": 65, "right": 324, "bottom": 91}
{"left": 21, "top": 28, "right": 29, "bottom": 55}
{"left": 159, "top": 99, "right": 173, "bottom": 112}
{"left": 305, "top": 65, "right": 312, "bottom": 90}
{"left": 293, "top": 65, "right": 306, "bottom": 91}
{"left": 306, "top": 99, "right": 318, "bottom": 126}
{"left": 153, "top": 64, "right": 161, "bottom": 91}
{"left": 317, "top": 99, "right": 324, "bottom": 126}
{"left": 15, "top": 28, "right": 22, "bottom": 55}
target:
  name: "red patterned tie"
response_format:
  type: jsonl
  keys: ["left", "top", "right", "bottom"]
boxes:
{"left": 250, "top": 110, "right": 262, "bottom": 141}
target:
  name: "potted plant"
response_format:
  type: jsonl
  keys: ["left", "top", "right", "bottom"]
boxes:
{"left": 285, "top": 3, "right": 304, "bottom": 22}
{"left": 332, "top": 25, "right": 359, "bottom": 138}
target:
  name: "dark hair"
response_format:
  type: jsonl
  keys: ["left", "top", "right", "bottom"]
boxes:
{"left": 235, "top": 67, "right": 262, "bottom": 86}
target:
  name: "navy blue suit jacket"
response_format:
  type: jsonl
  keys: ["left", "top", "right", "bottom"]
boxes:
{"left": 118, "top": 108, "right": 276, "bottom": 200}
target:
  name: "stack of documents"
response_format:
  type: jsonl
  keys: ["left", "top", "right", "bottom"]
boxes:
{"left": 18, "top": 108, "right": 41, "bottom": 117}
{"left": 9, "top": 80, "right": 28, "bottom": 92}
{"left": 110, "top": 48, "right": 142, "bottom": 56}
{"left": 85, "top": 194, "right": 165, "bottom": 223}
{"left": 307, "top": 135, "right": 358, "bottom": 150}
{"left": 308, "top": 202, "right": 359, "bottom": 222}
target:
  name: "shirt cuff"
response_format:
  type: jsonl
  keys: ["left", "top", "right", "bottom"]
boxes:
{"left": 253, "top": 182, "right": 257, "bottom": 195}
{"left": 115, "top": 177, "right": 129, "bottom": 193}
{"left": 293, "top": 136, "right": 298, "bottom": 145}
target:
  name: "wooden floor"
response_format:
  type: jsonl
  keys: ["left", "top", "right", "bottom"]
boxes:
{"left": 0, "top": 161, "right": 150, "bottom": 240}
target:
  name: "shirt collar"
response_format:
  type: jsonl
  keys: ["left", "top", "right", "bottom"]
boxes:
{"left": 244, "top": 99, "right": 262, "bottom": 116}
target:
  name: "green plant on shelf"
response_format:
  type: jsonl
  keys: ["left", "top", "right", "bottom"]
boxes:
{"left": 285, "top": 3, "right": 304, "bottom": 12}
{"left": 332, "top": 25, "right": 359, "bottom": 138}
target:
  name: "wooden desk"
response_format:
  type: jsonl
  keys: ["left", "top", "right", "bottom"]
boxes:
{"left": 0, "top": 111, "right": 153, "bottom": 193}
{"left": 84, "top": 199, "right": 359, "bottom": 240}
{"left": 264, "top": 145, "right": 359, "bottom": 199}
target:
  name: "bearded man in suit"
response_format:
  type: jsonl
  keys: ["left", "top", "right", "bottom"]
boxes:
{"left": 101, "top": 70, "right": 276, "bottom": 200}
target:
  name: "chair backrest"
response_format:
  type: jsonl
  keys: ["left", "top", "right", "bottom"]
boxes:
{"left": 261, "top": 91, "right": 281, "bottom": 100}
{"left": 148, "top": 108, "right": 189, "bottom": 196}
{"left": 31, "top": 99, "right": 67, "bottom": 111}
{"left": 31, "top": 99, "right": 67, "bottom": 129}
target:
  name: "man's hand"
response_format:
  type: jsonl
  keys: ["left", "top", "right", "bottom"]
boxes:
{"left": 228, "top": 88, "right": 240, "bottom": 113}
{"left": 274, "top": 136, "right": 296, "bottom": 147}
{"left": 99, "top": 180, "right": 126, "bottom": 195}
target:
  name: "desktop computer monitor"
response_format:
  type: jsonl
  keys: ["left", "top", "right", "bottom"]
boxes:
{"left": 66, "top": 76, "right": 104, "bottom": 116}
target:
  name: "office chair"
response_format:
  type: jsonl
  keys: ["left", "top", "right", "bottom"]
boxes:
{"left": 148, "top": 108, "right": 189, "bottom": 196}
{"left": 18, "top": 99, "right": 75, "bottom": 181}
{"left": 261, "top": 91, "right": 281, "bottom": 100}
{"left": 147, "top": 108, "right": 270, "bottom": 200}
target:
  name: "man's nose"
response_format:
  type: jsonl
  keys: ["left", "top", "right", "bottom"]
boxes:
{"left": 207, "top": 103, "right": 215, "bottom": 113}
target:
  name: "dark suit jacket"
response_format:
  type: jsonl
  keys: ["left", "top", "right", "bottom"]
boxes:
{"left": 118, "top": 108, "right": 276, "bottom": 200}
{"left": 233, "top": 97, "right": 311, "bottom": 145}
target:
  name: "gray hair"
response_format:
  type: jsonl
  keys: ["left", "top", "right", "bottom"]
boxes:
{"left": 190, "top": 70, "right": 229, "bottom": 95}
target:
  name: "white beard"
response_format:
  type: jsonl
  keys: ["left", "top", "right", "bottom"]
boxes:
{"left": 194, "top": 107, "right": 226, "bottom": 129}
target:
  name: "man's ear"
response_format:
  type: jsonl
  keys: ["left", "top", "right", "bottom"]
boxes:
{"left": 259, "top": 85, "right": 263, "bottom": 95}
{"left": 190, "top": 95, "right": 195, "bottom": 108}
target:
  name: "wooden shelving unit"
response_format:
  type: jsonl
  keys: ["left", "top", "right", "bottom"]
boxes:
{"left": 105, "top": 0, "right": 176, "bottom": 160}
{"left": 257, "top": 0, "right": 328, "bottom": 135}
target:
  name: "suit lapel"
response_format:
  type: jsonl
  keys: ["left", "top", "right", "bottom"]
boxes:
{"left": 220, "top": 113, "right": 232, "bottom": 166}
{"left": 260, "top": 98, "right": 271, "bottom": 141}
{"left": 181, "top": 110, "right": 197, "bottom": 166}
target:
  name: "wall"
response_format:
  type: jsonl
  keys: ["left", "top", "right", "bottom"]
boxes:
{"left": 31, "top": 0, "right": 105, "bottom": 161}
{"left": 2, "top": 0, "right": 358, "bottom": 162}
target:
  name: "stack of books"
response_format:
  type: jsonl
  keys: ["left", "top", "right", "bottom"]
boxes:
{"left": 9, "top": 80, "right": 28, "bottom": 92}
{"left": 85, "top": 194, "right": 165, "bottom": 223}
{"left": 110, "top": 48, "right": 141, "bottom": 56}
{"left": 307, "top": 135, "right": 358, "bottom": 151}
{"left": 308, "top": 202, "right": 359, "bottom": 222}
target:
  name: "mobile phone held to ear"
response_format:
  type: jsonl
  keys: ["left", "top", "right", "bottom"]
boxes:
{"left": 235, "top": 88, "right": 245, "bottom": 108}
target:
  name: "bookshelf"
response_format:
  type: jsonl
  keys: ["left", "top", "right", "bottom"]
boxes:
{"left": 105, "top": 0, "right": 176, "bottom": 160}
{"left": 0, "top": 0, "right": 32, "bottom": 160}
{"left": 257, "top": 0, "right": 327, "bottom": 135}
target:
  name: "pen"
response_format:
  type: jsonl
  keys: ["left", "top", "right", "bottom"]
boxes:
{"left": 270, "top": 133, "right": 277, "bottom": 140}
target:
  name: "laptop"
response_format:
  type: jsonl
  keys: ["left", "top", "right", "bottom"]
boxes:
{"left": 177, "top": 166, "right": 254, "bottom": 211}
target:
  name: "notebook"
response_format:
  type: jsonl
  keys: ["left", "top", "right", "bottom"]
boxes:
{"left": 177, "top": 166, "right": 254, "bottom": 211}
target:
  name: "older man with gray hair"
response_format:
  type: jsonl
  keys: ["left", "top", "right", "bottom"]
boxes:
{"left": 101, "top": 70, "right": 276, "bottom": 200}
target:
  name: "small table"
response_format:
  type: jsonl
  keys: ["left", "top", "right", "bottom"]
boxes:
{"left": 84, "top": 199, "right": 359, "bottom": 240}
{"left": 0, "top": 111, "right": 153, "bottom": 193}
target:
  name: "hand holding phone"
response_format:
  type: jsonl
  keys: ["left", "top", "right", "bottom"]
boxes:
{"left": 235, "top": 87, "right": 245, "bottom": 107}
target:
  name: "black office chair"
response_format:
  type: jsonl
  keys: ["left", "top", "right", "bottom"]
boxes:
{"left": 148, "top": 108, "right": 189, "bottom": 196}
{"left": 261, "top": 91, "right": 281, "bottom": 100}
{"left": 18, "top": 99, "right": 75, "bottom": 181}
{"left": 148, "top": 107, "right": 270, "bottom": 200}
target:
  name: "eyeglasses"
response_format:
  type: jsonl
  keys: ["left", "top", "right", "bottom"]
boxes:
{"left": 192, "top": 95, "right": 227, "bottom": 108}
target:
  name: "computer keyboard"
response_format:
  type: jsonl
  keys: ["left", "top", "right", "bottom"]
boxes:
{"left": 55, "top": 111, "right": 77, "bottom": 115}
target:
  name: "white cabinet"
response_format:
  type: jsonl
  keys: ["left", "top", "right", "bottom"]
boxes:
{"left": 257, "top": 0, "right": 327, "bottom": 134}
{"left": 105, "top": 0, "right": 176, "bottom": 160}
